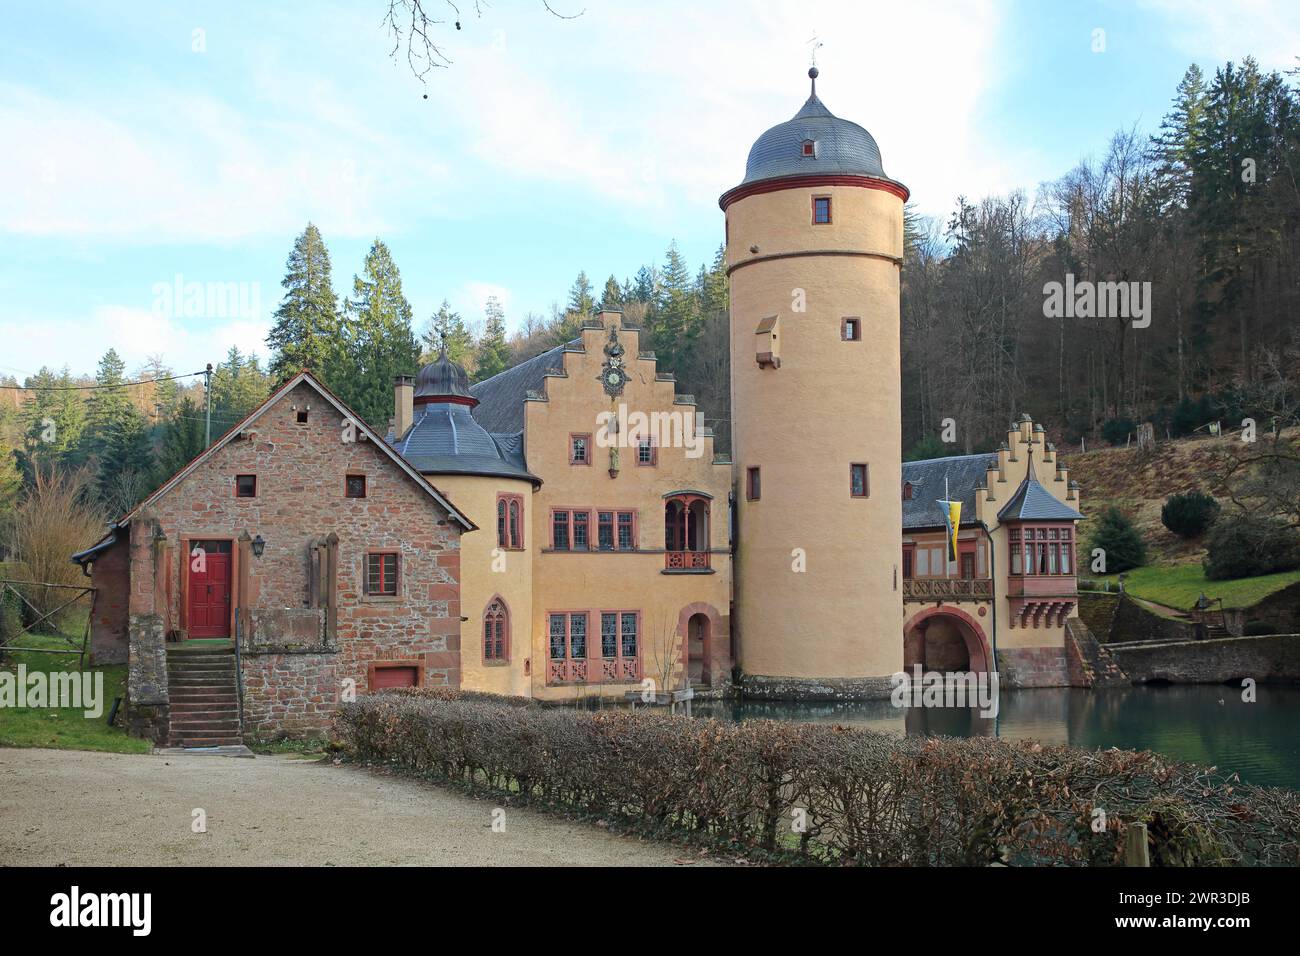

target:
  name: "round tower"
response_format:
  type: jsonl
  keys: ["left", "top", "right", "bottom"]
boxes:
{"left": 721, "top": 68, "right": 908, "bottom": 696}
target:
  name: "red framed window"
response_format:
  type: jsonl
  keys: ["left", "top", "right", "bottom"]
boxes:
{"left": 813, "top": 196, "right": 832, "bottom": 224}
{"left": 903, "top": 481, "right": 914, "bottom": 501}
{"left": 345, "top": 474, "right": 367, "bottom": 498}
{"left": 552, "top": 509, "right": 599, "bottom": 551}
{"left": 801, "top": 140, "right": 816, "bottom": 157}
{"left": 746, "top": 466, "right": 761, "bottom": 501}
{"left": 235, "top": 474, "right": 257, "bottom": 498}
{"left": 636, "top": 438, "right": 657, "bottom": 466}
{"left": 548, "top": 612, "right": 589, "bottom": 683}
{"left": 365, "top": 552, "right": 398, "bottom": 596}
{"left": 497, "top": 494, "right": 524, "bottom": 549}
{"left": 902, "top": 544, "right": 915, "bottom": 579}
{"left": 1009, "top": 525, "right": 1075, "bottom": 576}
{"left": 569, "top": 433, "right": 591, "bottom": 465}
{"left": 598, "top": 610, "right": 641, "bottom": 681}
{"left": 842, "top": 317, "right": 861, "bottom": 341}
{"left": 484, "top": 598, "right": 509, "bottom": 662}
{"left": 850, "top": 463, "right": 869, "bottom": 498}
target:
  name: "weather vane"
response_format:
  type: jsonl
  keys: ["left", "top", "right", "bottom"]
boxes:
{"left": 806, "top": 33, "right": 823, "bottom": 68}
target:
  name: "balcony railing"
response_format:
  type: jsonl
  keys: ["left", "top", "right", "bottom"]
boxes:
{"left": 548, "top": 657, "right": 640, "bottom": 685}
{"left": 903, "top": 577, "right": 993, "bottom": 601}
{"left": 665, "top": 550, "right": 710, "bottom": 571}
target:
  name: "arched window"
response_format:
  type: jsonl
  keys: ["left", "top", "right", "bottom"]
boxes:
{"left": 496, "top": 494, "right": 523, "bottom": 549}
{"left": 484, "top": 598, "right": 509, "bottom": 662}
{"left": 664, "top": 494, "right": 710, "bottom": 570}
{"left": 496, "top": 499, "right": 507, "bottom": 548}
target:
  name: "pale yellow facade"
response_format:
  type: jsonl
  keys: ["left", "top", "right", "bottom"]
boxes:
{"left": 726, "top": 183, "right": 906, "bottom": 683}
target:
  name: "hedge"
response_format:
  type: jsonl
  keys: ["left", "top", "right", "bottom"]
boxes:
{"left": 335, "top": 689, "right": 1300, "bottom": 866}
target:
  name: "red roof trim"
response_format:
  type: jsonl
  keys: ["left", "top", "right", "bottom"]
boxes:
{"left": 719, "top": 173, "right": 910, "bottom": 210}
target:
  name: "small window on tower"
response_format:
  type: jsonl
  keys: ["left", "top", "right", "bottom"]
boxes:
{"left": 801, "top": 139, "right": 817, "bottom": 157}
{"left": 746, "top": 467, "right": 761, "bottom": 501}
{"left": 813, "top": 196, "right": 832, "bottom": 224}
{"left": 850, "top": 463, "right": 869, "bottom": 498}
{"left": 842, "top": 317, "right": 861, "bottom": 341}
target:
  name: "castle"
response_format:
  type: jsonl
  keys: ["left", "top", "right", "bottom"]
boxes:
{"left": 75, "top": 70, "right": 1084, "bottom": 744}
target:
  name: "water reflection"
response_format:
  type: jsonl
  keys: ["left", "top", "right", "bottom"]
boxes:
{"left": 693, "top": 684, "right": 1300, "bottom": 790}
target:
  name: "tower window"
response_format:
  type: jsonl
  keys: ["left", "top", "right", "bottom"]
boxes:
{"left": 842, "top": 317, "right": 861, "bottom": 341}
{"left": 801, "top": 140, "right": 817, "bottom": 157}
{"left": 850, "top": 463, "right": 869, "bottom": 498}
{"left": 746, "top": 466, "right": 761, "bottom": 501}
{"left": 813, "top": 196, "right": 832, "bottom": 224}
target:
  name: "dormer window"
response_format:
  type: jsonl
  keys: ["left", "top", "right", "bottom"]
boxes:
{"left": 801, "top": 139, "right": 817, "bottom": 157}
{"left": 903, "top": 482, "right": 914, "bottom": 501}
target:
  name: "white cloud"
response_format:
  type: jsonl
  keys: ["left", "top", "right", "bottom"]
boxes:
{"left": 0, "top": 306, "right": 272, "bottom": 379}
{"left": 1137, "top": 0, "right": 1300, "bottom": 71}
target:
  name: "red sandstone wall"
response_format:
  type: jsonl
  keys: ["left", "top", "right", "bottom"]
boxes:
{"left": 88, "top": 535, "right": 129, "bottom": 665}
{"left": 129, "top": 381, "right": 462, "bottom": 738}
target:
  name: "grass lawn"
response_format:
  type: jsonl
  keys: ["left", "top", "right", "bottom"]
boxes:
{"left": 1091, "top": 563, "right": 1300, "bottom": 612}
{"left": 0, "top": 628, "right": 149, "bottom": 754}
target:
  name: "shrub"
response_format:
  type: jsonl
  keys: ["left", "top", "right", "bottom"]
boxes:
{"left": 1101, "top": 416, "right": 1136, "bottom": 446}
{"left": 335, "top": 691, "right": 1300, "bottom": 866}
{"left": 1204, "top": 514, "right": 1300, "bottom": 581}
{"left": 1161, "top": 491, "right": 1221, "bottom": 538}
{"left": 1089, "top": 506, "right": 1146, "bottom": 574}
{"left": 1242, "top": 620, "right": 1281, "bottom": 636}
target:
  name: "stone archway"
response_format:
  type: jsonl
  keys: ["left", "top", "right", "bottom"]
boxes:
{"left": 903, "top": 606, "right": 992, "bottom": 675}
{"left": 676, "top": 602, "right": 724, "bottom": 688}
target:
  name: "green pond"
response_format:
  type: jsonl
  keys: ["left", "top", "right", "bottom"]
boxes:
{"left": 692, "top": 684, "right": 1300, "bottom": 791}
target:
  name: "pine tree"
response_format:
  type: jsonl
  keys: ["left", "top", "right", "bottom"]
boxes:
{"left": 267, "top": 223, "right": 340, "bottom": 383}
{"left": 333, "top": 239, "right": 421, "bottom": 430}
{"left": 158, "top": 396, "right": 207, "bottom": 477}
{"left": 473, "top": 296, "right": 512, "bottom": 383}
{"left": 21, "top": 366, "right": 87, "bottom": 467}
{"left": 423, "top": 300, "right": 476, "bottom": 367}
{"left": 599, "top": 275, "right": 623, "bottom": 311}
{"left": 209, "top": 347, "right": 271, "bottom": 438}
{"left": 566, "top": 271, "right": 595, "bottom": 316}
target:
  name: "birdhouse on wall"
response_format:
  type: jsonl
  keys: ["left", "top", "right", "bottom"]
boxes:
{"left": 755, "top": 315, "right": 780, "bottom": 369}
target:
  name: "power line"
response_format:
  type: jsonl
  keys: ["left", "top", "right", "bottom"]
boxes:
{"left": 0, "top": 370, "right": 210, "bottom": 391}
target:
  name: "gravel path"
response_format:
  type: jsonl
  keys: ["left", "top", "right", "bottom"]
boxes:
{"left": 0, "top": 748, "right": 717, "bottom": 867}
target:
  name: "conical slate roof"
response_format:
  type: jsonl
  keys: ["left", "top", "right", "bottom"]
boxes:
{"left": 414, "top": 350, "right": 475, "bottom": 404}
{"left": 738, "top": 68, "right": 891, "bottom": 187}
{"left": 997, "top": 472, "right": 1083, "bottom": 522}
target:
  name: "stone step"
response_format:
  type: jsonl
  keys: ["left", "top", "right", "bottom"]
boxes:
{"left": 169, "top": 692, "right": 238, "bottom": 704}
{"left": 170, "top": 703, "right": 238, "bottom": 716}
{"left": 171, "top": 718, "right": 241, "bottom": 732}
{"left": 172, "top": 737, "right": 243, "bottom": 748}
{"left": 168, "top": 675, "right": 237, "bottom": 684}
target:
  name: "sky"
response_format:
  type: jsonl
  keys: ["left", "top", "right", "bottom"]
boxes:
{"left": 1, "top": 0, "right": 1298, "bottom": 383}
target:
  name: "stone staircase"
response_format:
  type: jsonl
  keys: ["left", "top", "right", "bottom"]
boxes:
{"left": 167, "top": 643, "right": 242, "bottom": 747}
{"left": 1065, "top": 618, "right": 1130, "bottom": 687}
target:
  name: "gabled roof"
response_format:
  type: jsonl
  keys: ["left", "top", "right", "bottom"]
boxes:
{"left": 117, "top": 371, "right": 475, "bottom": 532}
{"left": 468, "top": 341, "right": 576, "bottom": 434}
{"left": 901, "top": 454, "right": 996, "bottom": 531}
{"left": 997, "top": 473, "right": 1083, "bottom": 522}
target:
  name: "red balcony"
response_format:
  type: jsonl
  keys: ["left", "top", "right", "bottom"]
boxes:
{"left": 665, "top": 550, "right": 710, "bottom": 571}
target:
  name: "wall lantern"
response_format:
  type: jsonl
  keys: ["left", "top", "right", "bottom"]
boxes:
{"left": 252, "top": 534, "right": 267, "bottom": 557}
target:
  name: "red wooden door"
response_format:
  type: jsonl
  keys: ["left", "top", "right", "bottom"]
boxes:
{"left": 188, "top": 540, "right": 232, "bottom": 638}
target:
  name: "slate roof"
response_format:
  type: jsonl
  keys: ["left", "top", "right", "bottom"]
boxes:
{"left": 727, "top": 70, "right": 904, "bottom": 198}
{"left": 468, "top": 341, "right": 577, "bottom": 434}
{"left": 901, "top": 454, "right": 997, "bottom": 531}
{"left": 388, "top": 401, "right": 539, "bottom": 485}
{"left": 998, "top": 474, "right": 1084, "bottom": 522}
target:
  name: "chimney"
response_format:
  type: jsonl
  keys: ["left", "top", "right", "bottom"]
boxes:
{"left": 394, "top": 375, "right": 414, "bottom": 438}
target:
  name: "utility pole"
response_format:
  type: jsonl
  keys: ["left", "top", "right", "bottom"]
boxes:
{"left": 204, "top": 362, "right": 213, "bottom": 448}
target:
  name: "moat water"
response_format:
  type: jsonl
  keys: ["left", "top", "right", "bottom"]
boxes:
{"left": 691, "top": 684, "right": 1300, "bottom": 791}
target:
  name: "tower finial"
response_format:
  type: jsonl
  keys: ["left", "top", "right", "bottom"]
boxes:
{"left": 806, "top": 32, "right": 822, "bottom": 96}
{"left": 808, "top": 64, "right": 819, "bottom": 96}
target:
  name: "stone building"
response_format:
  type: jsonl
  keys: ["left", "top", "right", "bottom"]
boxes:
{"left": 74, "top": 372, "right": 471, "bottom": 744}
{"left": 387, "top": 319, "right": 733, "bottom": 703}
{"left": 75, "top": 69, "right": 1090, "bottom": 745}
